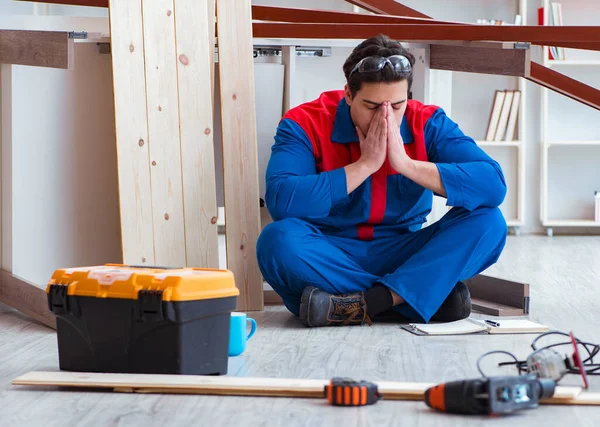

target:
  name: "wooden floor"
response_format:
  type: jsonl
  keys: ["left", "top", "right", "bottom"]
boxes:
{"left": 2, "top": 235, "right": 600, "bottom": 426}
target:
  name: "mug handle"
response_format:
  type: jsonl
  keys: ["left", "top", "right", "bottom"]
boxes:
{"left": 247, "top": 318, "right": 257, "bottom": 340}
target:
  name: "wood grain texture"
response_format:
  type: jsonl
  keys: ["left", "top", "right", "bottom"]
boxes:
{"left": 0, "top": 30, "right": 73, "bottom": 69}
{"left": 174, "top": 0, "right": 219, "bottom": 268}
{"left": 465, "top": 275, "right": 529, "bottom": 314}
{"left": 343, "top": 0, "right": 431, "bottom": 19}
{"left": 216, "top": 0, "right": 263, "bottom": 311}
{"left": 141, "top": 0, "right": 186, "bottom": 267}
{"left": 0, "top": 270, "right": 55, "bottom": 329}
{"left": 2, "top": 236, "right": 600, "bottom": 425}
{"left": 13, "top": 371, "right": 600, "bottom": 405}
{"left": 16, "top": 0, "right": 108, "bottom": 7}
{"left": 430, "top": 44, "right": 531, "bottom": 77}
{"left": 252, "top": 5, "right": 457, "bottom": 25}
{"left": 251, "top": 23, "right": 600, "bottom": 50}
{"left": 470, "top": 298, "right": 527, "bottom": 317}
{"left": 108, "top": 0, "right": 155, "bottom": 266}
{"left": 527, "top": 62, "right": 600, "bottom": 112}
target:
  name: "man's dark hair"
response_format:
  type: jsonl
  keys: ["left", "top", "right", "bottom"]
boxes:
{"left": 343, "top": 34, "right": 415, "bottom": 98}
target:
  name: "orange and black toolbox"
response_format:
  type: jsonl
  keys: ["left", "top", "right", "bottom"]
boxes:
{"left": 46, "top": 264, "right": 239, "bottom": 375}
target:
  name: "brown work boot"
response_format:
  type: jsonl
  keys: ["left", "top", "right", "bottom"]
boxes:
{"left": 299, "top": 286, "right": 373, "bottom": 327}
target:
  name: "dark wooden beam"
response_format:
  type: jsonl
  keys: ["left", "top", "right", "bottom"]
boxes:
{"left": 0, "top": 30, "right": 74, "bottom": 69}
{"left": 16, "top": 0, "right": 107, "bottom": 7}
{"left": 252, "top": 23, "right": 600, "bottom": 51}
{"left": 252, "top": 5, "right": 459, "bottom": 25}
{"left": 527, "top": 62, "right": 600, "bottom": 111}
{"left": 0, "top": 269, "right": 56, "bottom": 330}
{"left": 344, "top": 0, "right": 431, "bottom": 19}
{"left": 431, "top": 44, "right": 531, "bottom": 77}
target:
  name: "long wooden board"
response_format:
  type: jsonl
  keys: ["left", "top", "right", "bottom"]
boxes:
{"left": 108, "top": 0, "right": 155, "bottom": 266}
{"left": 0, "top": 30, "right": 73, "bottom": 69}
{"left": 216, "top": 0, "right": 263, "bottom": 311}
{"left": 344, "top": 0, "right": 431, "bottom": 19}
{"left": 0, "top": 270, "right": 55, "bottom": 329}
{"left": 141, "top": 0, "right": 186, "bottom": 267}
{"left": 527, "top": 61, "right": 600, "bottom": 112}
{"left": 11, "top": 371, "right": 600, "bottom": 406}
{"left": 252, "top": 5, "right": 458, "bottom": 25}
{"left": 174, "top": 0, "right": 219, "bottom": 268}
{"left": 251, "top": 23, "right": 600, "bottom": 50}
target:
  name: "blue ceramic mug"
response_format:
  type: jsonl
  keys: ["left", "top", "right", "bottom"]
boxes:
{"left": 229, "top": 312, "right": 257, "bottom": 357}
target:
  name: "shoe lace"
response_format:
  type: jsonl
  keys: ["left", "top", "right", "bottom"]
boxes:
{"left": 335, "top": 299, "right": 372, "bottom": 326}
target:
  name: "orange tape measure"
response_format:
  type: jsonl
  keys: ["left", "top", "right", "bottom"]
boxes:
{"left": 324, "top": 377, "right": 382, "bottom": 406}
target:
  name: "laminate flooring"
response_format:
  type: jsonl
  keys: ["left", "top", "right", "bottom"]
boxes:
{"left": 1, "top": 235, "right": 600, "bottom": 426}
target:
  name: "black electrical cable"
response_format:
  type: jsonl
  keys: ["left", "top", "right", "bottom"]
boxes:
{"left": 476, "top": 350, "right": 521, "bottom": 378}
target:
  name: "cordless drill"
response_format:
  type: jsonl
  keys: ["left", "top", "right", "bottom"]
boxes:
{"left": 424, "top": 375, "right": 556, "bottom": 415}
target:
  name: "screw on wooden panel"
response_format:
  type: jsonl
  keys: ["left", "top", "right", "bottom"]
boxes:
{"left": 129, "top": 44, "right": 135, "bottom": 53}
{"left": 138, "top": 139, "right": 144, "bottom": 147}
{"left": 152, "top": 161, "right": 156, "bottom": 166}
{"left": 158, "top": 106, "right": 162, "bottom": 111}
{"left": 164, "top": 213, "right": 170, "bottom": 220}
{"left": 210, "top": 217, "right": 217, "bottom": 224}
{"left": 204, "top": 128, "right": 211, "bottom": 135}
{"left": 179, "top": 54, "right": 189, "bottom": 66}
{"left": 142, "top": 257, "right": 146, "bottom": 263}
{"left": 232, "top": 94, "right": 237, "bottom": 100}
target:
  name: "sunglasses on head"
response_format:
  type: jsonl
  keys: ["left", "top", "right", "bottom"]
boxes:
{"left": 348, "top": 55, "right": 412, "bottom": 79}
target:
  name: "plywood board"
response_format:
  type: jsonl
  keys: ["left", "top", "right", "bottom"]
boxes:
{"left": 108, "top": 0, "right": 155, "bottom": 266}
{"left": 0, "top": 30, "right": 73, "bottom": 69}
{"left": 216, "top": 0, "right": 263, "bottom": 311}
{"left": 12, "top": 371, "right": 600, "bottom": 406}
{"left": 174, "top": 0, "right": 219, "bottom": 268}
{"left": 0, "top": 270, "right": 55, "bottom": 329}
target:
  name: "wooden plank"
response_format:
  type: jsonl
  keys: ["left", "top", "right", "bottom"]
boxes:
{"left": 251, "top": 23, "right": 600, "bottom": 50}
{"left": 430, "top": 44, "right": 531, "bottom": 77}
{"left": 141, "top": 0, "right": 186, "bottom": 267}
{"left": 16, "top": 0, "right": 108, "bottom": 7}
{"left": 465, "top": 275, "right": 529, "bottom": 314}
{"left": 12, "top": 370, "right": 600, "bottom": 406}
{"left": 0, "top": 30, "right": 73, "bottom": 69}
{"left": 343, "top": 0, "right": 431, "bottom": 19}
{"left": 174, "top": 0, "right": 219, "bottom": 268}
{"left": 470, "top": 298, "right": 529, "bottom": 317}
{"left": 252, "top": 5, "right": 458, "bottom": 25}
{"left": 108, "top": 0, "right": 155, "bottom": 266}
{"left": 216, "top": 0, "right": 263, "bottom": 311}
{"left": 527, "top": 62, "right": 600, "bottom": 112}
{"left": 0, "top": 270, "right": 55, "bottom": 329}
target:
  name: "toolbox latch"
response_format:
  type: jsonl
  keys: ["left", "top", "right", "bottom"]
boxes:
{"left": 47, "top": 284, "right": 69, "bottom": 315}
{"left": 136, "top": 290, "right": 164, "bottom": 322}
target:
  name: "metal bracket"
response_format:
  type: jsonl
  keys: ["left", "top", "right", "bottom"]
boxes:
{"left": 253, "top": 46, "right": 332, "bottom": 58}
{"left": 68, "top": 31, "right": 88, "bottom": 40}
{"left": 514, "top": 42, "right": 531, "bottom": 50}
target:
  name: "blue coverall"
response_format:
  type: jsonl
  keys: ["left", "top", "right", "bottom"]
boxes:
{"left": 256, "top": 90, "right": 508, "bottom": 323}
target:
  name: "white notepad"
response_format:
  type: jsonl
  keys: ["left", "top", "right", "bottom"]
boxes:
{"left": 401, "top": 318, "right": 549, "bottom": 336}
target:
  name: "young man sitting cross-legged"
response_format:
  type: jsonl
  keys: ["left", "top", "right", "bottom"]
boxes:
{"left": 256, "top": 34, "right": 508, "bottom": 327}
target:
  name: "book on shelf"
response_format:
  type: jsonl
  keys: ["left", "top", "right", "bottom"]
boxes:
{"left": 538, "top": 3, "right": 566, "bottom": 61}
{"left": 485, "top": 90, "right": 521, "bottom": 142}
